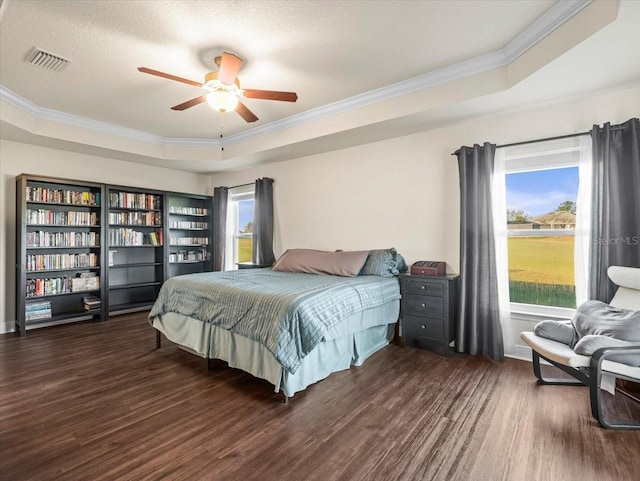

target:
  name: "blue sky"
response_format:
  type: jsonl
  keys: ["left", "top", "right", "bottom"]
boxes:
{"left": 238, "top": 199, "right": 254, "bottom": 232}
{"left": 506, "top": 167, "right": 578, "bottom": 217}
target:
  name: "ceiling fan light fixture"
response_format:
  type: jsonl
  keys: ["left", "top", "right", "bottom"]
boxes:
{"left": 203, "top": 71, "right": 243, "bottom": 112}
{"left": 206, "top": 90, "right": 239, "bottom": 113}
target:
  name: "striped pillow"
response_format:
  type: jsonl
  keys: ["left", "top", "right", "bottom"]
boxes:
{"left": 360, "top": 248, "right": 404, "bottom": 277}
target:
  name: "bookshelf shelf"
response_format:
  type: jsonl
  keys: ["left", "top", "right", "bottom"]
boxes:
{"left": 16, "top": 174, "right": 107, "bottom": 335}
{"left": 167, "top": 193, "right": 213, "bottom": 279}
{"left": 107, "top": 186, "right": 166, "bottom": 315}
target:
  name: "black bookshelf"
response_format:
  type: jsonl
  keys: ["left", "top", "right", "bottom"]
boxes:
{"left": 106, "top": 186, "right": 166, "bottom": 314}
{"left": 15, "top": 174, "right": 107, "bottom": 335}
{"left": 166, "top": 192, "right": 213, "bottom": 278}
{"left": 15, "top": 175, "right": 216, "bottom": 334}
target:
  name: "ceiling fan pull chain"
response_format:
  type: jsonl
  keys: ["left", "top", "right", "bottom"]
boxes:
{"left": 220, "top": 116, "right": 225, "bottom": 151}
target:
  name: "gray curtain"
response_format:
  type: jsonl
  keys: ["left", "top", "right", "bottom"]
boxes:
{"left": 252, "top": 178, "right": 276, "bottom": 266}
{"left": 455, "top": 143, "right": 504, "bottom": 361}
{"left": 589, "top": 118, "right": 640, "bottom": 302}
{"left": 212, "top": 186, "right": 228, "bottom": 271}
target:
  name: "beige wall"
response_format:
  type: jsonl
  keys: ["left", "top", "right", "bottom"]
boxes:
{"left": 0, "top": 140, "right": 211, "bottom": 332}
{"left": 209, "top": 83, "right": 640, "bottom": 356}
{"left": 2, "top": 83, "right": 638, "bottom": 347}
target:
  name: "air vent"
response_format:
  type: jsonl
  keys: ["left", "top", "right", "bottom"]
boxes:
{"left": 26, "top": 48, "right": 71, "bottom": 71}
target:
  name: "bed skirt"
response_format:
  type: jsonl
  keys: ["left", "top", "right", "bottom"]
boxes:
{"left": 151, "top": 300, "right": 398, "bottom": 397}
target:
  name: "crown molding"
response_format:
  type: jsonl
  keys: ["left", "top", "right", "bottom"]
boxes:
{"left": 504, "top": 0, "right": 593, "bottom": 62}
{"left": 0, "top": 85, "right": 221, "bottom": 147}
{"left": 1, "top": 0, "right": 594, "bottom": 149}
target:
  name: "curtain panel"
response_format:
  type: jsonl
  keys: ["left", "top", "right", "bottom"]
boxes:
{"left": 589, "top": 118, "right": 640, "bottom": 302}
{"left": 212, "top": 186, "right": 229, "bottom": 271}
{"left": 252, "top": 177, "right": 276, "bottom": 266}
{"left": 456, "top": 143, "right": 504, "bottom": 361}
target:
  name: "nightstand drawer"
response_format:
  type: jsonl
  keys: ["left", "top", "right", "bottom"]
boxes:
{"left": 403, "top": 294, "right": 444, "bottom": 319}
{"left": 403, "top": 315, "right": 444, "bottom": 341}
{"left": 403, "top": 279, "right": 445, "bottom": 297}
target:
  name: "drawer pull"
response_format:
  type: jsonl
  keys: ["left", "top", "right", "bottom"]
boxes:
{"left": 421, "top": 303, "right": 426, "bottom": 307}
{"left": 420, "top": 285, "right": 426, "bottom": 290}
{"left": 421, "top": 324, "right": 426, "bottom": 329}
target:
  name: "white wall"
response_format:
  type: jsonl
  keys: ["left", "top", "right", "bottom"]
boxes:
{"left": 0, "top": 140, "right": 211, "bottom": 333}
{"left": 208, "top": 83, "right": 640, "bottom": 356}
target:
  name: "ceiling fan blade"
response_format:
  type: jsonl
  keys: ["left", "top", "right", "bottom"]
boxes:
{"left": 138, "top": 67, "right": 202, "bottom": 88}
{"left": 243, "top": 89, "right": 298, "bottom": 102}
{"left": 171, "top": 96, "right": 207, "bottom": 111}
{"left": 218, "top": 52, "right": 243, "bottom": 85}
{"left": 235, "top": 101, "right": 259, "bottom": 123}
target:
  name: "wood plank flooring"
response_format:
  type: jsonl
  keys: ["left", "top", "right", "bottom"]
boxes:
{"left": 1, "top": 313, "right": 638, "bottom": 481}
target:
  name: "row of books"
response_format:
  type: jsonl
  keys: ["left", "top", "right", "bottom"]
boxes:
{"left": 26, "top": 275, "right": 100, "bottom": 297}
{"left": 169, "top": 221, "right": 208, "bottom": 229}
{"left": 83, "top": 295, "right": 101, "bottom": 312}
{"left": 27, "top": 209, "right": 98, "bottom": 226}
{"left": 26, "top": 187, "right": 100, "bottom": 206}
{"left": 108, "top": 211, "right": 162, "bottom": 226}
{"left": 25, "top": 300, "right": 52, "bottom": 321}
{"left": 109, "top": 192, "right": 162, "bottom": 211}
{"left": 27, "top": 231, "right": 100, "bottom": 248}
{"left": 170, "top": 237, "right": 209, "bottom": 246}
{"left": 108, "top": 228, "right": 163, "bottom": 246}
{"left": 169, "top": 249, "right": 211, "bottom": 263}
{"left": 169, "top": 206, "right": 208, "bottom": 215}
{"left": 26, "top": 253, "right": 98, "bottom": 271}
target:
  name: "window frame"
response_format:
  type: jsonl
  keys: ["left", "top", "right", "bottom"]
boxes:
{"left": 501, "top": 141, "right": 581, "bottom": 319}
{"left": 224, "top": 185, "right": 255, "bottom": 270}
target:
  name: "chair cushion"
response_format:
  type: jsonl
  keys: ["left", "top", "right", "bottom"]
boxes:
{"left": 574, "top": 335, "right": 640, "bottom": 367}
{"left": 533, "top": 320, "right": 577, "bottom": 346}
{"left": 572, "top": 300, "right": 640, "bottom": 342}
{"left": 520, "top": 331, "right": 590, "bottom": 368}
{"left": 521, "top": 331, "right": 640, "bottom": 378}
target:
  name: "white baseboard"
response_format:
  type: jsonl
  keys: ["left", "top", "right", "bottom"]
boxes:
{"left": 0, "top": 321, "right": 16, "bottom": 335}
{"left": 505, "top": 344, "right": 532, "bottom": 362}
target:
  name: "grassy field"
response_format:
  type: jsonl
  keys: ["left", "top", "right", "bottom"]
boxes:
{"left": 507, "top": 236, "right": 574, "bottom": 285}
{"left": 238, "top": 237, "right": 252, "bottom": 263}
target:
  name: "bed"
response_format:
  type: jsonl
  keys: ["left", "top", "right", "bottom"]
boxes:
{"left": 149, "top": 253, "right": 403, "bottom": 399}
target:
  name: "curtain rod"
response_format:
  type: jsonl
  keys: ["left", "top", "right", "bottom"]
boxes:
{"left": 227, "top": 182, "right": 254, "bottom": 190}
{"left": 450, "top": 125, "right": 627, "bottom": 156}
{"left": 224, "top": 177, "right": 274, "bottom": 190}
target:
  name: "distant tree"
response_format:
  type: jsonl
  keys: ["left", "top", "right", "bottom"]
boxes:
{"left": 507, "top": 209, "right": 530, "bottom": 222}
{"left": 241, "top": 222, "right": 253, "bottom": 234}
{"left": 556, "top": 201, "right": 576, "bottom": 214}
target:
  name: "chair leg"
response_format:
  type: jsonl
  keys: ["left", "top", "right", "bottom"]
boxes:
{"left": 532, "top": 351, "right": 584, "bottom": 386}
{"left": 589, "top": 347, "right": 640, "bottom": 430}
{"left": 155, "top": 330, "right": 161, "bottom": 349}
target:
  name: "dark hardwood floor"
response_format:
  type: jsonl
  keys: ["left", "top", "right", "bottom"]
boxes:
{"left": 1, "top": 313, "right": 638, "bottom": 481}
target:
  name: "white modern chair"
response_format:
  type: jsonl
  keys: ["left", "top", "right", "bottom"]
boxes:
{"left": 521, "top": 266, "right": 640, "bottom": 429}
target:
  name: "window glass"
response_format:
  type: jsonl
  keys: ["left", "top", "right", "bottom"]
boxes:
{"left": 235, "top": 198, "right": 254, "bottom": 263}
{"left": 506, "top": 166, "right": 579, "bottom": 308}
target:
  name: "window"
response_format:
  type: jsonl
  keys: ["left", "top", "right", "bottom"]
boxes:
{"left": 235, "top": 197, "right": 254, "bottom": 263}
{"left": 497, "top": 136, "right": 589, "bottom": 315}
{"left": 506, "top": 166, "right": 578, "bottom": 308}
{"left": 225, "top": 185, "right": 254, "bottom": 269}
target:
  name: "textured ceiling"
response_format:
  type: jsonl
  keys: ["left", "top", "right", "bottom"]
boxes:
{"left": 1, "top": 0, "right": 639, "bottom": 173}
{"left": 0, "top": 0, "right": 554, "bottom": 138}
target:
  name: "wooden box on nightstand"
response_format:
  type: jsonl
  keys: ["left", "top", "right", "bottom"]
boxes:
{"left": 400, "top": 274, "right": 459, "bottom": 356}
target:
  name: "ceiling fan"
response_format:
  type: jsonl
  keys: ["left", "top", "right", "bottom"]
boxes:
{"left": 138, "top": 52, "right": 298, "bottom": 123}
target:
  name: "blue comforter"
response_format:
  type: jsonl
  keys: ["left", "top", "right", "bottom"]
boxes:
{"left": 149, "top": 269, "right": 400, "bottom": 373}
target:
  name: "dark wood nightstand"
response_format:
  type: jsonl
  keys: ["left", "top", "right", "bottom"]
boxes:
{"left": 236, "top": 262, "right": 271, "bottom": 269}
{"left": 400, "top": 274, "right": 459, "bottom": 356}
